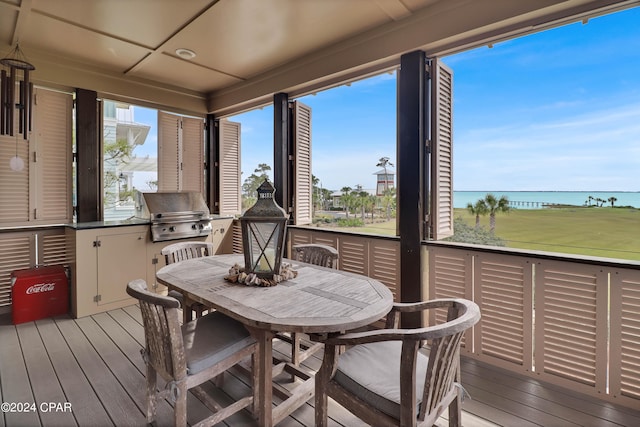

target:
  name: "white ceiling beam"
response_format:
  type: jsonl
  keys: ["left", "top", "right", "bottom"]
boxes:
{"left": 207, "top": 0, "right": 638, "bottom": 116}
{"left": 373, "top": 0, "right": 413, "bottom": 21}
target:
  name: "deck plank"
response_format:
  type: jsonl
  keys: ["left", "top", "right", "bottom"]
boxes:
{"left": 462, "top": 358, "right": 640, "bottom": 427}
{"left": 105, "top": 307, "right": 253, "bottom": 427}
{"left": 2, "top": 310, "right": 639, "bottom": 427}
{"left": 271, "top": 339, "right": 367, "bottom": 427}
{"left": 462, "top": 370, "right": 613, "bottom": 426}
{"left": 55, "top": 314, "right": 146, "bottom": 426}
{"left": 17, "top": 321, "right": 77, "bottom": 427}
{"left": 90, "top": 310, "right": 233, "bottom": 427}
{"left": 224, "top": 366, "right": 304, "bottom": 427}
{"left": 37, "top": 317, "right": 113, "bottom": 427}
{"left": 0, "top": 320, "right": 40, "bottom": 427}
{"left": 121, "top": 303, "right": 143, "bottom": 325}
{"left": 78, "top": 312, "right": 176, "bottom": 427}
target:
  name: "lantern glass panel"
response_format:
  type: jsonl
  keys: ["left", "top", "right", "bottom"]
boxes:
{"left": 246, "top": 221, "right": 282, "bottom": 273}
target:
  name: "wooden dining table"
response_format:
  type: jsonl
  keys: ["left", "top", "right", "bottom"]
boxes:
{"left": 155, "top": 253, "right": 394, "bottom": 427}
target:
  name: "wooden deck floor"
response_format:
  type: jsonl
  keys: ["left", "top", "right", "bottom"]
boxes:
{"left": 1, "top": 306, "right": 639, "bottom": 427}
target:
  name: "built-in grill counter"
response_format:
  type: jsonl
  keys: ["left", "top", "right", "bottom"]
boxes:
{"left": 136, "top": 192, "right": 213, "bottom": 242}
{"left": 70, "top": 192, "right": 234, "bottom": 318}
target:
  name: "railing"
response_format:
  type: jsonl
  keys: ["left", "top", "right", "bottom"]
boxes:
{"left": 287, "top": 226, "right": 401, "bottom": 301}
{"left": 285, "top": 226, "right": 640, "bottom": 410}
{"left": 428, "top": 242, "right": 640, "bottom": 410}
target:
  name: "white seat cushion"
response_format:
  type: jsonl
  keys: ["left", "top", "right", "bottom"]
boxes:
{"left": 333, "top": 341, "right": 429, "bottom": 420}
{"left": 182, "top": 311, "right": 255, "bottom": 374}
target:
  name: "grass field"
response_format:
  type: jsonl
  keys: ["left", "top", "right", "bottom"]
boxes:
{"left": 315, "top": 206, "right": 640, "bottom": 261}
{"left": 456, "top": 207, "right": 640, "bottom": 260}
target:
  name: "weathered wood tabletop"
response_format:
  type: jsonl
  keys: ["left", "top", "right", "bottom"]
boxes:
{"left": 156, "top": 253, "right": 394, "bottom": 427}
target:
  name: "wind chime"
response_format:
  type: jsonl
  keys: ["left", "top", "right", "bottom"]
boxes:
{"left": 1, "top": 43, "right": 35, "bottom": 171}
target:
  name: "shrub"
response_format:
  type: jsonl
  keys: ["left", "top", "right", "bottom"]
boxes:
{"left": 336, "top": 218, "right": 364, "bottom": 227}
{"left": 445, "top": 217, "right": 506, "bottom": 246}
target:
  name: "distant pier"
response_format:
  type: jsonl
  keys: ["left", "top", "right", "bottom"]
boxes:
{"left": 508, "top": 200, "right": 568, "bottom": 208}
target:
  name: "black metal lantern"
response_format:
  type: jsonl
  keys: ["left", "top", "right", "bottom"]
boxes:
{"left": 240, "top": 179, "right": 289, "bottom": 279}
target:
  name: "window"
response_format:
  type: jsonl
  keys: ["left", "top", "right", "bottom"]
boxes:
{"left": 233, "top": 73, "right": 399, "bottom": 235}
{"left": 102, "top": 101, "right": 156, "bottom": 220}
{"left": 222, "top": 68, "right": 454, "bottom": 238}
{"left": 228, "top": 106, "right": 274, "bottom": 214}
{"left": 101, "top": 104, "right": 205, "bottom": 221}
{"left": 444, "top": 7, "right": 640, "bottom": 261}
{"left": 227, "top": 100, "right": 313, "bottom": 226}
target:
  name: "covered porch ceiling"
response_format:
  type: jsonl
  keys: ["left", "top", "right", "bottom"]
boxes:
{"left": 1, "top": 0, "right": 637, "bottom": 115}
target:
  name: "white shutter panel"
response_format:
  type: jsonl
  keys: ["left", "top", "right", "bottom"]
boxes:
{"left": 181, "top": 116, "right": 204, "bottom": 193}
{"left": 158, "top": 111, "right": 180, "bottom": 191}
{"left": 293, "top": 101, "right": 312, "bottom": 225}
{"left": 36, "top": 88, "right": 73, "bottom": 221}
{"left": 0, "top": 84, "right": 29, "bottom": 222}
{"left": 218, "top": 119, "right": 241, "bottom": 216}
{"left": 431, "top": 58, "right": 454, "bottom": 240}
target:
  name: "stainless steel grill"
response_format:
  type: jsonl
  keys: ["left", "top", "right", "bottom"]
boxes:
{"left": 137, "top": 192, "right": 213, "bottom": 242}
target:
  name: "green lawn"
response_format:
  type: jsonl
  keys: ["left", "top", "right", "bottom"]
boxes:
{"left": 316, "top": 220, "right": 397, "bottom": 236}
{"left": 455, "top": 207, "right": 640, "bottom": 261}
{"left": 314, "top": 206, "right": 640, "bottom": 261}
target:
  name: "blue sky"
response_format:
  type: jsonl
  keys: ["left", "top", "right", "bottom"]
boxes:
{"left": 132, "top": 6, "right": 640, "bottom": 193}
{"left": 234, "top": 6, "right": 640, "bottom": 192}
{"left": 449, "top": 6, "right": 640, "bottom": 191}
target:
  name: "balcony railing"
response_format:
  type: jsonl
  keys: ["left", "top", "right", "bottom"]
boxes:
{"left": 288, "top": 226, "right": 640, "bottom": 411}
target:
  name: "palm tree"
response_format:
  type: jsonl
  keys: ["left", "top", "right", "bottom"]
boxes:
{"left": 354, "top": 184, "right": 368, "bottom": 221}
{"left": 366, "top": 194, "right": 377, "bottom": 221}
{"left": 466, "top": 199, "right": 488, "bottom": 228}
{"left": 380, "top": 187, "right": 396, "bottom": 221}
{"left": 340, "top": 186, "right": 353, "bottom": 219}
{"left": 608, "top": 196, "right": 617, "bottom": 207}
{"left": 484, "top": 193, "right": 510, "bottom": 233}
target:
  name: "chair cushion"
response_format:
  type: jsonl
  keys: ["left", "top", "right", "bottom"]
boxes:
{"left": 182, "top": 311, "right": 255, "bottom": 375}
{"left": 167, "top": 290, "right": 184, "bottom": 303}
{"left": 333, "top": 341, "right": 429, "bottom": 420}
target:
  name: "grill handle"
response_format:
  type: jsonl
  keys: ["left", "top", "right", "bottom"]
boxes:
{"left": 154, "top": 210, "right": 207, "bottom": 220}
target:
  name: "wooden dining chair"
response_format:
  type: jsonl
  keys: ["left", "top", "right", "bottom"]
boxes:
{"left": 127, "top": 279, "right": 257, "bottom": 427}
{"left": 279, "top": 244, "right": 340, "bottom": 367}
{"left": 315, "top": 298, "right": 481, "bottom": 427}
{"left": 292, "top": 243, "right": 339, "bottom": 269}
{"left": 162, "top": 241, "right": 213, "bottom": 323}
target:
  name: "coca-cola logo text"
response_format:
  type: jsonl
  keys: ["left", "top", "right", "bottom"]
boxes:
{"left": 25, "top": 283, "right": 56, "bottom": 294}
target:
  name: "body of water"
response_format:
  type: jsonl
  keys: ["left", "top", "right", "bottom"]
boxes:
{"left": 454, "top": 191, "right": 640, "bottom": 209}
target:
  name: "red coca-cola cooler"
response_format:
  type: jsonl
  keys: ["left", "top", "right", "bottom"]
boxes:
{"left": 11, "top": 265, "right": 69, "bottom": 325}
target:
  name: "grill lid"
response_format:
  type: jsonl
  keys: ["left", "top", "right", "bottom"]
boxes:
{"left": 137, "top": 192, "right": 210, "bottom": 219}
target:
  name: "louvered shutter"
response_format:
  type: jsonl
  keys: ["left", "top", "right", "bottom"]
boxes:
{"left": 0, "top": 84, "right": 29, "bottom": 222}
{"left": 218, "top": 119, "right": 241, "bottom": 216}
{"left": 0, "top": 233, "right": 33, "bottom": 307}
{"left": 293, "top": 101, "right": 312, "bottom": 225}
{"left": 158, "top": 111, "right": 180, "bottom": 191}
{"left": 430, "top": 58, "right": 454, "bottom": 240}
{"left": 181, "top": 116, "right": 204, "bottom": 193}
{"left": 35, "top": 88, "right": 73, "bottom": 221}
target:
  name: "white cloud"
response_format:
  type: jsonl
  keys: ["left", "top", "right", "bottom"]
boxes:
{"left": 455, "top": 102, "right": 640, "bottom": 191}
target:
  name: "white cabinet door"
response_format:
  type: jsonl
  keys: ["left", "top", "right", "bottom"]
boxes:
{"left": 96, "top": 230, "right": 146, "bottom": 306}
